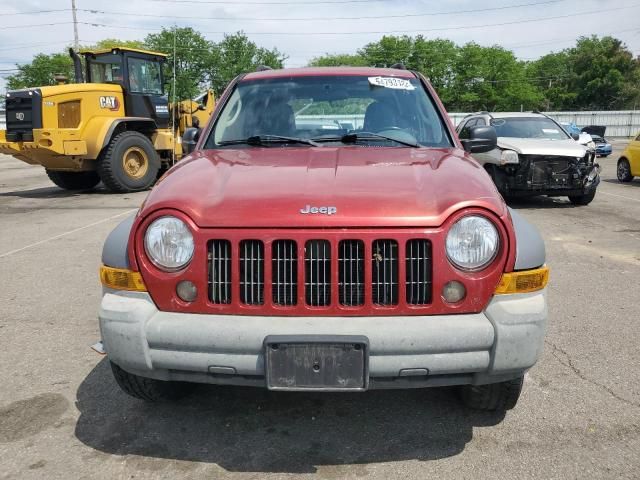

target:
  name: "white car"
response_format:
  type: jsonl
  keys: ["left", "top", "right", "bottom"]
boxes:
{"left": 457, "top": 112, "right": 600, "bottom": 205}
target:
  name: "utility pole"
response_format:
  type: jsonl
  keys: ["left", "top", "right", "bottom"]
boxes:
{"left": 71, "top": 0, "right": 79, "bottom": 51}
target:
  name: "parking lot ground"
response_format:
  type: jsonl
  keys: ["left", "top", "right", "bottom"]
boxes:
{"left": 1, "top": 143, "right": 639, "bottom": 479}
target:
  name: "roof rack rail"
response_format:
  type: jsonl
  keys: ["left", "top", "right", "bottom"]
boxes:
{"left": 390, "top": 63, "right": 406, "bottom": 70}
{"left": 255, "top": 65, "right": 273, "bottom": 72}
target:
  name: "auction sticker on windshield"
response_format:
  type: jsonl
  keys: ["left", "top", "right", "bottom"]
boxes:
{"left": 368, "top": 76, "right": 415, "bottom": 90}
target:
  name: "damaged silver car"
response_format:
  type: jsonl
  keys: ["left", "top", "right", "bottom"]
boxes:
{"left": 457, "top": 112, "right": 600, "bottom": 205}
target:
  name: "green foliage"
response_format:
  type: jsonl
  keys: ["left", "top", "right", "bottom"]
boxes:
{"left": 144, "top": 27, "right": 213, "bottom": 101}
{"left": 6, "top": 53, "right": 74, "bottom": 89}
{"left": 88, "top": 38, "right": 146, "bottom": 51}
{"left": 308, "top": 53, "right": 369, "bottom": 67}
{"left": 208, "top": 32, "right": 287, "bottom": 94}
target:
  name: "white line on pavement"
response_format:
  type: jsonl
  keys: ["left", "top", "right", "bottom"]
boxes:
{"left": 0, "top": 209, "right": 137, "bottom": 259}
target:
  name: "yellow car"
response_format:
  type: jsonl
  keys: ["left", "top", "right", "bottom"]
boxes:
{"left": 617, "top": 133, "right": 640, "bottom": 182}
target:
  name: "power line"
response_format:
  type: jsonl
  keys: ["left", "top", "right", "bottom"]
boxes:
{"left": 150, "top": 0, "right": 388, "bottom": 4}
{"left": 80, "top": 1, "right": 564, "bottom": 22}
{"left": 79, "top": 3, "right": 640, "bottom": 36}
{"left": 3, "top": 9, "right": 70, "bottom": 16}
{"left": 2, "top": 22, "right": 73, "bottom": 30}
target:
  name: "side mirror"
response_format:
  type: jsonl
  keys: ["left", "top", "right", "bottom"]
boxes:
{"left": 182, "top": 127, "right": 201, "bottom": 155}
{"left": 461, "top": 126, "right": 497, "bottom": 153}
{"left": 570, "top": 132, "right": 580, "bottom": 141}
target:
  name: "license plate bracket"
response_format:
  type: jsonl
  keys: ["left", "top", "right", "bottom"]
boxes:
{"left": 264, "top": 335, "right": 369, "bottom": 391}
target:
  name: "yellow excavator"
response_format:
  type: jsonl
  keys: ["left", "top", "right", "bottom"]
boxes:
{"left": 0, "top": 47, "right": 214, "bottom": 192}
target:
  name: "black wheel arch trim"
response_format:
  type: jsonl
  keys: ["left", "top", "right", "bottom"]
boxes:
{"left": 101, "top": 117, "right": 158, "bottom": 151}
{"left": 508, "top": 207, "right": 546, "bottom": 270}
{"left": 102, "top": 214, "right": 136, "bottom": 268}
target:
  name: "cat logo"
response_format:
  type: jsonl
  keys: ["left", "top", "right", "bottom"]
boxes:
{"left": 99, "top": 96, "right": 119, "bottom": 111}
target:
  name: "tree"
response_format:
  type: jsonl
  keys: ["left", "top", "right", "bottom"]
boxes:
{"left": 208, "top": 32, "right": 287, "bottom": 94}
{"left": 567, "top": 36, "right": 640, "bottom": 109}
{"left": 6, "top": 52, "right": 74, "bottom": 89}
{"left": 89, "top": 38, "right": 146, "bottom": 51}
{"left": 308, "top": 53, "right": 368, "bottom": 67}
{"left": 144, "top": 27, "right": 213, "bottom": 101}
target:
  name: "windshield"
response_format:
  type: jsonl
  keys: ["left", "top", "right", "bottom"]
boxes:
{"left": 127, "top": 57, "right": 163, "bottom": 95}
{"left": 490, "top": 117, "right": 570, "bottom": 140}
{"left": 205, "top": 75, "right": 452, "bottom": 148}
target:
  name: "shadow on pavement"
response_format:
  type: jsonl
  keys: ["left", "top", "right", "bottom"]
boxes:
{"left": 602, "top": 178, "right": 640, "bottom": 187}
{"left": 0, "top": 185, "right": 112, "bottom": 199}
{"left": 75, "top": 359, "right": 505, "bottom": 473}
{"left": 506, "top": 195, "right": 578, "bottom": 210}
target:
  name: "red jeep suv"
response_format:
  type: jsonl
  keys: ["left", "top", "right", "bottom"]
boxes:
{"left": 98, "top": 67, "right": 548, "bottom": 413}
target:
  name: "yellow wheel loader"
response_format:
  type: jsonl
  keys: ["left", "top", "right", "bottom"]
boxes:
{"left": 0, "top": 47, "right": 214, "bottom": 192}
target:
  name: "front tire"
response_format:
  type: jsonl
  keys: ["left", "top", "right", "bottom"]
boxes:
{"left": 45, "top": 170, "right": 100, "bottom": 191}
{"left": 110, "top": 362, "right": 194, "bottom": 402}
{"left": 568, "top": 190, "right": 596, "bottom": 206}
{"left": 98, "top": 131, "right": 160, "bottom": 193}
{"left": 460, "top": 376, "right": 524, "bottom": 412}
{"left": 617, "top": 158, "right": 634, "bottom": 182}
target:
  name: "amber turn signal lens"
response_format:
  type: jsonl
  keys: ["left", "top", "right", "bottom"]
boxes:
{"left": 494, "top": 266, "right": 549, "bottom": 294}
{"left": 100, "top": 265, "right": 147, "bottom": 292}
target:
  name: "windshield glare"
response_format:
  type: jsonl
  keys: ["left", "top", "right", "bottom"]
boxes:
{"left": 490, "top": 117, "right": 570, "bottom": 140}
{"left": 206, "top": 75, "right": 452, "bottom": 148}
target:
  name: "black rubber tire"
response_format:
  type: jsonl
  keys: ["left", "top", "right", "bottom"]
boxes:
{"left": 617, "top": 158, "right": 634, "bottom": 183}
{"left": 45, "top": 170, "right": 100, "bottom": 191}
{"left": 568, "top": 190, "right": 597, "bottom": 206}
{"left": 110, "top": 361, "right": 194, "bottom": 402}
{"left": 98, "top": 131, "right": 160, "bottom": 193}
{"left": 460, "top": 376, "right": 524, "bottom": 411}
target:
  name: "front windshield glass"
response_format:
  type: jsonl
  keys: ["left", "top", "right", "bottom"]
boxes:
{"left": 205, "top": 75, "right": 452, "bottom": 148}
{"left": 127, "top": 58, "right": 163, "bottom": 94}
{"left": 490, "top": 117, "right": 570, "bottom": 140}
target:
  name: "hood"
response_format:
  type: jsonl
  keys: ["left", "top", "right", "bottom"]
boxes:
{"left": 498, "top": 137, "right": 587, "bottom": 157}
{"left": 581, "top": 125, "right": 606, "bottom": 137}
{"left": 141, "top": 147, "right": 506, "bottom": 228}
{"left": 38, "top": 83, "right": 122, "bottom": 97}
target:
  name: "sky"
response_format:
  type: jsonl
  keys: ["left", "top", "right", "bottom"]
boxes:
{"left": 1, "top": 0, "right": 639, "bottom": 92}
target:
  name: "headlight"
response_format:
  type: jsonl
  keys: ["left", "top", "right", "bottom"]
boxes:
{"left": 144, "top": 216, "right": 194, "bottom": 271}
{"left": 587, "top": 141, "right": 595, "bottom": 150}
{"left": 446, "top": 215, "right": 499, "bottom": 271}
{"left": 500, "top": 149, "right": 519, "bottom": 165}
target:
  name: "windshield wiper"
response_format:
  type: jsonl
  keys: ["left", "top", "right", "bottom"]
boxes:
{"left": 313, "top": 132, "right": 419, "bottom": 148}
{"left": 218, "top": 135, "right": 319, "bottom": 147}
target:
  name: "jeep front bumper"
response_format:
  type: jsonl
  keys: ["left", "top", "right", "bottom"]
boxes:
{"left": 99, "top": 288, "right": 547, "bottom": 389}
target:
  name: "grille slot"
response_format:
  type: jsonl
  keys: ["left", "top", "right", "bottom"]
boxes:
{"left": 239, "top": 240, "right": 264, "bottom": 305}
{"left": 406, "top": 239, "right": 433, "bottom": 305}
{"left": 209, "top": 240, "right": 231, "bottom": 304}
{"left": 272, "top": 240, "right": 298, "bottom": 306}
{"left": 339, "top": 240, "right": 364, "bottom": 306}
{"left": 305, "top": 240, "right": 331, "bottom": 306}
{"left": 372, "top": 239, "right": 398, "bottom": 305}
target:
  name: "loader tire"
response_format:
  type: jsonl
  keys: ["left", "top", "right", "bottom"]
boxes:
{"left": 46, "top": 170, "right": 100, "bottom": 191}
{"left": 98, "top": 131, "right": 160, "bottom": 193}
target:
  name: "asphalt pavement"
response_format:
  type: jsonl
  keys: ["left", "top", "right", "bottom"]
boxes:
{"left": 0, "top": 142, "right": 639, "bottom": 479}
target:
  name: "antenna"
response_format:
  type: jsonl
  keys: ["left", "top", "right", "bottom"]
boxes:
{"left": 172, "top": 25, "right": 177, "bottom": 165}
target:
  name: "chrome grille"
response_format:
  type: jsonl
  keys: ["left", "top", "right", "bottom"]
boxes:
{"left": 272, "top": 240, "right": 298, "bottom": 306}
{"left": 339, "top": 240, "right": 364, "bottom": 306}
{"left": 209, "top": 240, "right": 231, "bottom": 304}
{"left": 305, "top": 240, "right": 331, "bottom": 306}
{"left": 239, "top": 240, "right": 264, "bottom": 305}
{"left": 406, "top": 239, "right": 432, "bottom": 305}
{"left": 372, "top": 239, "right": 398, "bottom": 305}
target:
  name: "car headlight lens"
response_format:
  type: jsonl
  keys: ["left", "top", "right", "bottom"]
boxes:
{"left": 500, "top": 149, "right": 519, "bottom": 165}
{"left": 587, "top": 141, "right": 596, "bottom": 150}
{"left": 144, "top": 216, "right": 194, "bottom": 271}
{"left": 446, "top": 215, "right": 499, "bottom": 271}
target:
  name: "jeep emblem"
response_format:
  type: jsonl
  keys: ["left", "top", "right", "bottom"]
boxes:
{"left": 300, "top": 205, "right": 337, "bottom": 215}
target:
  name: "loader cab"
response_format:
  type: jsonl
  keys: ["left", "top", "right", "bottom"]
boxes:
{"left": 81, "top": 47, "right": 170, "bottom": 128}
